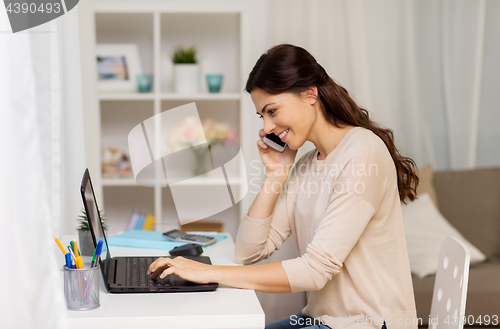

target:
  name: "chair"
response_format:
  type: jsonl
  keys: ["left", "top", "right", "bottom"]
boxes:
{"left": 428, "top": 236, "right": 471, "bottom": 329}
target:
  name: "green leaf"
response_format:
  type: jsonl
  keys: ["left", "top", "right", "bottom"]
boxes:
{"left": 76, "top": 207, "right": 109, "bottom": 232}
{"left": 170, "top": 45, "right": 198, "bottom": 64}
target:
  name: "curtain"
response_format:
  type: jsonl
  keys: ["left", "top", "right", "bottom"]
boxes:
{"left": 0, "top": 2, "right": 85, "bottom": 327}
{"left": 0, "top": 17, "right": 67, "bottom": 329}
{"left": 271, "top": 0, "right": 500, "bottom": 170}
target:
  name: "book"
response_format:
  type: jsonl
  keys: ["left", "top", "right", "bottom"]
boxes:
{"left": 142, "top": 214, "right": 155, "bottom": 230}
{"left": 134, "top": 214, "right": 145, "bottom": 230}
{"left": 127, "top": 208, "right": 141, "bottom": 231}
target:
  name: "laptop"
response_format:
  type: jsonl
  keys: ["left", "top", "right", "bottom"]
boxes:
{"left": 80, "top": 168, "right": 218, "bottom": 293}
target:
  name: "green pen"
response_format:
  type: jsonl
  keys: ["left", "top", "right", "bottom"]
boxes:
{"left": 91, "top": 243, "right": 98, "bottom": 268}
{"left": 70, "top": 241, "right": 75, "bottom": 254}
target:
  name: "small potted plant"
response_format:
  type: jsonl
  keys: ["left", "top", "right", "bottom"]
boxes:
{"left": 171, "top": 45, "right": 200, "bottom": 94}
{"left": 77, "top": 208, "right": 108, "bottom": 256}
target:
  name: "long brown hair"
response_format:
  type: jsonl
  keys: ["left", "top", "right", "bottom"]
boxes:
{"left": 245, "top": 44, "right": 418, "bottom": 202}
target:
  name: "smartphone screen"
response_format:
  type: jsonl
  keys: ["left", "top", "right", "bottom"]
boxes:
{"left": 263, "top": 133, "right": 287, "bottom": 152}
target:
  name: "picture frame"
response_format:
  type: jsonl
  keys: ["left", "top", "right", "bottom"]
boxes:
{"left": 96, "top": 44, "right": 143, "bottom": 93}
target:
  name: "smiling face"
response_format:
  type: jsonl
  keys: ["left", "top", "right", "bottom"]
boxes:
{"left": 251, "top": 88, "right": 318, "bottom": 151}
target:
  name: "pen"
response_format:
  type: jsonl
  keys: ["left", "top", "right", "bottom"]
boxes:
{"left": 65, "top": 253, "right": 72, "bottom": 269}
{"left": 67, "top": 246, "right": 77, "bottom": 269}
{"left": 83, "top": 271, "right": 99, "bottom": 305}
{"left": 91, "top": 241, "right": 103, "bottom": 268}
{"left": 72, "top": 241, "right": 83, "bottom": 268}
{"left": 73, "top": 241, "right": 80, "bottom": 258}
{"left": 67, "top": 246, "right": 76, "bottom": 260}
{"left": 76, "top": 257, "right": 83, "bottom": 269}
{"left": 53, "top": 235, "right": 67, "bottom": 255}
{"left": 70, "top": 241, "right": 75, "bottom": 253}
{"left": 68, "top": 245, "right": 82, "bottom": 297}
{"left": 92, "top": 240, "right": 103, "bottom": 268}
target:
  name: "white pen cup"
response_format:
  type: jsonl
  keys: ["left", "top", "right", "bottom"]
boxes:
{"left": 63, "top": 263, "right": 100, "bottom": 310}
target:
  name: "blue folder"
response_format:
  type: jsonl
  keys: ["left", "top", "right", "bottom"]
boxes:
{"left": 107, "top": 230, "right": 227, "bottom": 250}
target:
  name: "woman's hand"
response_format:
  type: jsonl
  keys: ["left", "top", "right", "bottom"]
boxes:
{"left": 147, "top": 256, "right": 217, "bottom": 284}
{"left": 148, "top": 257, "right": 291, "bottom": 293}
{"left": 257, "top": 129, "right": 297, "bottom": 177}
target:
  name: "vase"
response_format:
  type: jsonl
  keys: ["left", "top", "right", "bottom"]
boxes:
{"left": 78, "top": 230, "right": 95, "bottom": 256}
{"left": 174, "top": 64, "right": 200, "bottom": 93}
{"left": 191, "top": 144, "right": 212, "bottom": 177}
{"left": 206, "top": 74, "right": 223, "bottom": 93}
{"left": 136, "top": 74, "right": 153, "bottom": 93}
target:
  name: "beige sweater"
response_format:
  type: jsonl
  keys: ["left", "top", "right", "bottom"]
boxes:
{"left": 235, "top": 127, "right": 418, "bottom": 329}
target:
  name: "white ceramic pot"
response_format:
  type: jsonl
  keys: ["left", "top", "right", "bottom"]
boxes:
{"left": 174, "top": 64, "right": 200, "bottom": 93}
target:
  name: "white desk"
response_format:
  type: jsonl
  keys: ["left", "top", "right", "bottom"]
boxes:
{"left": 63, "top": 234, "right": 265, "bottom": 329}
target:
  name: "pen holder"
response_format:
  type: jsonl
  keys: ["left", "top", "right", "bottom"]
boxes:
{"left": 63, "top": 263, "right": 100, "bottom": 311}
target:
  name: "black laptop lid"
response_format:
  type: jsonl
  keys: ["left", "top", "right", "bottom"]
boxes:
{"left": 79, "top": 169, "right": 219, "bottom": 293}
{"left": 80, "top": 168, "right": 112, "bottom": 289}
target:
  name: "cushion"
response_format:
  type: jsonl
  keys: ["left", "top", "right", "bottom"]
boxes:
{"left": 402, "top": 193, "right": 486, "bottom": 278}
{"left": 416, "top": 164, "right": 439, "bottom": 208}
{"left": 433, "top": 167, "right": 500, "bottom": 260}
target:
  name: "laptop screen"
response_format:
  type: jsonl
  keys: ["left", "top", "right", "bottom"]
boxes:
{"left": 81, "top": 169, "right": 112, "bottom": 283}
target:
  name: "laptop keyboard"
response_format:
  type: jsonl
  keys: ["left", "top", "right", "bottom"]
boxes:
{"left": 125, "top": 257, "right": 171, "bottom": 287}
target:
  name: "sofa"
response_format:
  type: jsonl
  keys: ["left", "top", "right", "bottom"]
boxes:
{"left": 412, "top": 166, "right": 500, "bottom": 327}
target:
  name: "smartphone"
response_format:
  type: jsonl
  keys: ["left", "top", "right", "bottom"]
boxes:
{"left": 262, "top": 133, "right": 287, "bottom": 152}
{"left": 162, "top": 229, "right": 217, "bottom": 246}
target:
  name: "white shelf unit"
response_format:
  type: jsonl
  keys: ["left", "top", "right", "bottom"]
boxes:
{"left": 102, "top": 177, "right": 242, "bottom": 187}
{"left": 98, "top": 92, "right": 241, "bottom": 101}
{"left": 91, "top": 1, "right": 252, "bottom": 237}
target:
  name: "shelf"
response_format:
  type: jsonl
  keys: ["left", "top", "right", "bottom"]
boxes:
{"left": 98, "top": 93, "right": 241, "bottom": 101}
{"left": 94, "top": 3, "right": 245, "bottom": 14}
{"left": 176, "top": 177, "right": 241, "bottom": 186}
{"left": 99, "top": 93, "right": 155, "bottom": 101}
{"left": 102, "top": 177, "right": 241, "bottom": 187}
{"left": 102, "top": 178, "right": 137, "bottom": 186}
{"left": 161, "top": 93, "right": 241, "bottom": 101}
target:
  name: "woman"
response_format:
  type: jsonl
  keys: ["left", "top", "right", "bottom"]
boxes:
{"left": 148, "top": 44, "right": 419, "bottom": 329}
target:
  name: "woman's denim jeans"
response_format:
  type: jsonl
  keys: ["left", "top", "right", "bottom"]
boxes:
{"left": 265, "top": 312, "right": 331, "bottom": 329}
{"left": 265, "top": 312, "right": 388, "bottom": 329}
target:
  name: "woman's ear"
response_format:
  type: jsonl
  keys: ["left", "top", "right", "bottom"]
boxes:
{"left": 302, "top": 87, "right": 318, "bottom": 105}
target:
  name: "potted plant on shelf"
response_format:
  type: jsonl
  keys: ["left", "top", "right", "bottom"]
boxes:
{"left": 171, "top": 45, "right": 200, "bottom": 94}
{"left": 77, "top": 208, "right": 108, "bottom": 256}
